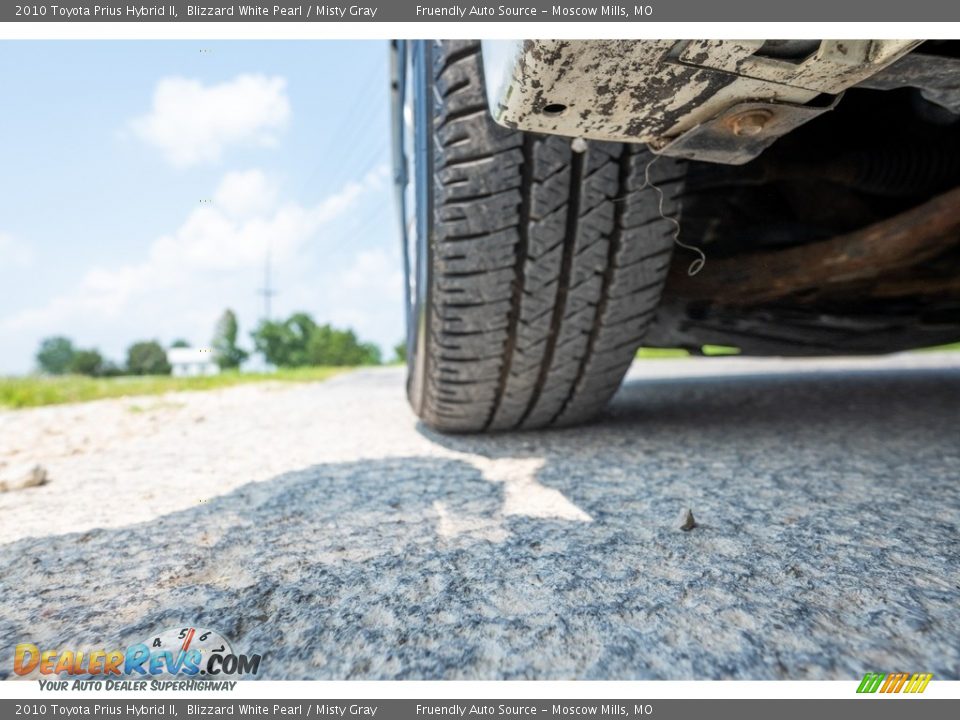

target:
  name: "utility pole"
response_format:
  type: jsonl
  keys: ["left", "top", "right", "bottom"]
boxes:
{"left": 257, "top": 246, "right": 276, "bottom": 322}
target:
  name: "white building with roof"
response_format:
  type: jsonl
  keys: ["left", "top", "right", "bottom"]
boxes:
{"left": 167, "top": 347, "right": 220, "bottom": 377}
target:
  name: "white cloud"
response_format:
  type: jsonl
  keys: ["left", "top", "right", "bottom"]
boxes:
{"left": 132, "top": 74, "right": 291, "bottom": 167}
{"left": 0, "top": 232, "right": 33, "bottom": 268}
{"left": 1, "top": 167, "right": 388, "bottom": 354}
{"left": 312, "top": 245, "right": 405, "bottom": 355}
{"left": 214, "top": 169, "right": 278, "bottom": 218}
{"left": 339, "top": 249, "right": 404, "bottom": 294}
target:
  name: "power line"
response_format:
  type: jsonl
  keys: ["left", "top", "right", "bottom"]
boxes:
{"left": 297, "top": 53, "right": 389, "bottom": 200}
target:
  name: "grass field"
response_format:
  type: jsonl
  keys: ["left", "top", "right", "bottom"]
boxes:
{"left": 916, "top": 342, "right": 960, "bottom": 352}
{"left": 636, "top": 345, "right": 741, "bottom": 359}
{"left": 4, "top": 342, "right": 959, "bottom": 410}
{"left": 638, "top": 342, "right": 960, "bottom": 359}
{"left": 0, "top": 367, "right": 348, "bottom": 410}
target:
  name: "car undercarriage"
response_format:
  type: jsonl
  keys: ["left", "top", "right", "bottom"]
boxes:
{"left": 483, "top": 39, "right": 960, "bottom": 356}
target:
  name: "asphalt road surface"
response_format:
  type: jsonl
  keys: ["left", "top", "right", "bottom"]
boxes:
{"left": 1, "top": 355, "right": 958, "bottom": 680}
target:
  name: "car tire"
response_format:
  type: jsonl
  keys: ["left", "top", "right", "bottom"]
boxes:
{"left": 404, "top": 40, "right": 686, "bottom": 433}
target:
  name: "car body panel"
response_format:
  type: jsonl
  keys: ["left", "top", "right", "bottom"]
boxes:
{"left": 481, "top": 39, "right": 920, "bottom": 164}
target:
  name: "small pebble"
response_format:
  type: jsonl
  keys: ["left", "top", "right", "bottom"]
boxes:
{"left": 679, "top": 508, "right": 697, "bottom": 531}
{"left": 0, "top": 464, "right": 49, "bottom": 493}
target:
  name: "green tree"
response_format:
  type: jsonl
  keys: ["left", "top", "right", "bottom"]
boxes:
{"left": 211, "top": 309, "right": 249, "bottom": 370}
{"left": 251, "top": 312, "right": 381, "bottom": 367}
{"left": 393, "top": 341, "right": 407, "bottom": 363}
{"left": 36, "top": 336, "right": 75, "bottom": 375}
{"left": 250, "top": 319, "right": 288, "bottom": 367}
{"left": 284, "top": 312, "right": 320, "bottom": 366}
{"left": 126, "top": 340, "right": 171, "bottom": 375}
{"left": 358, "top": 341, "right": 382, "bottom": 366}
{"left": 305, "top": 323, "right": 381, "bottom": 366}
{"left": 98, "top": 360, "right": 125, "bottom": 377}
{"left": 251, "top": 312, "right": 316, "bottom": 367}
{"left": 68, "top": 348, "right": 105, "bottom": 377}
{"left": 169, "top": 339, "right": 191, "bottom": 349}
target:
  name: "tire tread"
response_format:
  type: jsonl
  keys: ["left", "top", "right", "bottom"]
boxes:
{"left": 413, "top": 40, "right": 683, "bottom": 432}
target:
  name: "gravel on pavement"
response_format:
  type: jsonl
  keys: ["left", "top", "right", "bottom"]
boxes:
{"left": 1, "top": 354, "right": 958, "bottom": 680}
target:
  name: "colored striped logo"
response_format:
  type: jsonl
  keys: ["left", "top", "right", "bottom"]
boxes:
{"left": 857, "top": 672, "right": 933, "bottom": 694}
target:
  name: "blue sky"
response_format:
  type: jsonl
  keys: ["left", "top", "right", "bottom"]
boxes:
{"left": 0, "top": 40, "right": 400, "bottom": 374}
